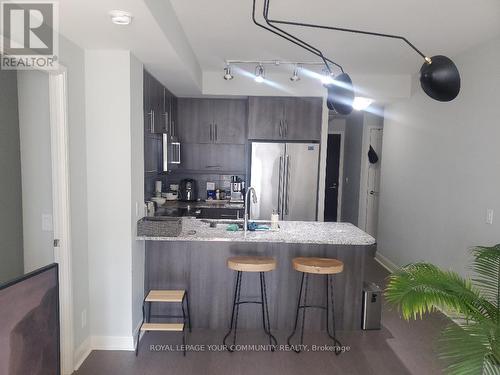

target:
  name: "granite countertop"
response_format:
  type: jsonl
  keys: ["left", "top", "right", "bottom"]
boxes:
{"left": 137, "top": 217, "right": 376, "bottom": 246}
{"left": 160, "top": 200, "right": 244, "bottom": 209}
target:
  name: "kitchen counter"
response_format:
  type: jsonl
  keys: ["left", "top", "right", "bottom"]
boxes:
{"left": 138, "top": 217, "right": 375, "bottom": 245}
{"left": 141, "top": 218, "right": 376, "bottom": 331}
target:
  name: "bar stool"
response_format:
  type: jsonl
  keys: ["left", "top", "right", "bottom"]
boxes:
{"left": 223, "top": 256, "right": 278, "bottom": 351}
{"left": 136, "top": 290, "right": 191, "bottom": 356}
{"left": 287, "top": 257, "right": 344, "bottom": 354}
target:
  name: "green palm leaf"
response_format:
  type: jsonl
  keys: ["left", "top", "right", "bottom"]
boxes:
{"left": 385, "top": 263, "right": 494, "bottom": 321}
{"left": 471, "top": 245, "right": 500, "bottom": 315}
{"left": 439, "top": 321, "right": 500, "bottom": 374}
{"left": 385, "top": 245, "right": 500, "bottom": 374}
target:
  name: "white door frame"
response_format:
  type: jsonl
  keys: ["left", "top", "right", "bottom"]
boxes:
{"left": 48, "top": 67, "right": 74, "bottom": 375}
{"left": 330, "top": 131, "right": 345, "bottom": 221}
{"left": 358, "top": 126, "right": 383, "bottom": 231}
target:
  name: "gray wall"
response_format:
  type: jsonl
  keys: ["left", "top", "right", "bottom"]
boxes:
{"left": 17, "top": 71, "right": 53, "bottom": 273}
{"left": 377, "top": 37, "right": 500, "bottom": 275}
{"left": 341, "top": 112, "right": 364, "bottom": 224}
{"left": 0, "top": 70, "right": 24, "bottom": 284}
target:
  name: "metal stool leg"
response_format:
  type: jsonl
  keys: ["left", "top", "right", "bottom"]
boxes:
{"left": 259, "top": 272, "right": 278, "bottom": 349}
{"left": 287, "top": 272, "right": 309, "bottom": 353}
{"left": 326, "top": 274, "right": 342, "bottom": 355}
{"left": 185, "top": 291, "right": 192, "bottom": 333}
{"left": 136, "top": 298, "right": 146, "bottom": 356}
{"left": 223, "top": 271, "right": 242, "bottom": 352}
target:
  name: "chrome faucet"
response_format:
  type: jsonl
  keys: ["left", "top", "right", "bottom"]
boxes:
{"left": 244, "top": 187, "right": 257, "bottom": 235}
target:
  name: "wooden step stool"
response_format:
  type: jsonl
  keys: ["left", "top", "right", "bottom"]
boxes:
{"left": 136, "top": 290, "right": 191, "bottom": 356}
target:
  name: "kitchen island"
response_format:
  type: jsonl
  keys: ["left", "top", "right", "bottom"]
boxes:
{"left": 138, "top": 218, "right": 376, "bottom": 331}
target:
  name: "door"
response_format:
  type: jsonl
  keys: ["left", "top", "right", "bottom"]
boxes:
{"left": 283, "top": 143, "right": 320, "bottom": 221}
{"left": 283, "top": 97, "right": 322, "bottom": 141}
{"left": 364, "top": 128, "right": 383, "bottom": 238}
{"left": 248, "top": 97, "right": 285, "bottom": 140}
{"left": 177, "top": 98, "right": 212, "bottom": 143}
{"left": 212, "top": 99, "right": 247, "bottom": 144}
{"left": 324, "top": 134, "right": 342, "bottom": 221}
{"left": 250, "top": 142, "right": 285, "bottom": 220}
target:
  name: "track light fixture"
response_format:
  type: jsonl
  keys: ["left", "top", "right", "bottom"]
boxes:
{"left": 223, "top": 65, "right": 234, "bottom": 80}
{"left": 290, "top": 65, "right": 301, "bottom": 82}
{"left": 252, "top": 0, "right": 461, "bottom": 108}
{"left": 254, "top": 64, "right": 265, "bottom": 83}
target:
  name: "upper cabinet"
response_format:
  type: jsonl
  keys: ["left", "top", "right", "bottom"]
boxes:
{"left": 177, "top": 98, "right": 247, "bottom": 145}
{"left": 248, "top": 96, "right": 322, "bottom": 141}
{"left": 144, "top": 70, "right": 173, "bottom": 134}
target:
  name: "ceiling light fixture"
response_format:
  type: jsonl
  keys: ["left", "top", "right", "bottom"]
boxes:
{"left": 254, "top": 64, "right": 265, "bottom": 83}
{"left": 320, "top": 69, "right": 334, "bottom": 85}
{"left": 252, "top": 0, "right": 461, "bottom": 107}
{"left": 352, "top": 97, "right": 374, "bottom": 111}
{"left": 290, "top": 65, "right": 301, "bottom": 82}
{"left": 223, "top": 65, "right": 234, "bottom": 80}
{"left": 109, "top": 10, "right": 133, "bottom": 25}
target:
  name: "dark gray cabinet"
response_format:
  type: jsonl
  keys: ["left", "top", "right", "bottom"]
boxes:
{"left": 248, "top": 96, "right": 322, "bottom": 141}
{"left": 144, "top": 70, "right": 168, "bottom": 134}
{"left": 178, "top": 98, "right": 246, "bottom": 144}
{"left": 180, "top": 143, "right": 245, "bottom": 173}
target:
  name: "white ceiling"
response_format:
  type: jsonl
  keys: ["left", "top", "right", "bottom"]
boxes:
{"left": 171, "top": 0, "right": 500, "bottom": 75}
{"left": 58, "top": 0, "right": 500, "bottom": 96}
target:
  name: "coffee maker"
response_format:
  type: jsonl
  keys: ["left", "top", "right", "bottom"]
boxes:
{"left": 230, "top": 176, "right": 244, "bottom": 202}
{"left": 179, "top": 178, "right": 197, "bottom": 201}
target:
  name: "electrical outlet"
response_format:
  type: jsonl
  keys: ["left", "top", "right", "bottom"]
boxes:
{"left": 42, "top": 214, "right": 53, "bottom": 232}
{"left": 81, "top": 309, "right": 87, "bottom": 328}
{"left": 486, "top": 209, "right": 494, "bottom": 225}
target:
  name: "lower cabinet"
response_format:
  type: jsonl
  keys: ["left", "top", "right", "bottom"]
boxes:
{"left": 197, "top": 208, "right": 244, "bottom": 220}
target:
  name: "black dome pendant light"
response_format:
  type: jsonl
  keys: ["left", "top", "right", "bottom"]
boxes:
{"left": 252, "top": 0, "right": 461, "bottom": 105}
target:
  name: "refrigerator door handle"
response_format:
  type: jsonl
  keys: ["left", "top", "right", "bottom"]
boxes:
{"left": 277, "top": 156, "right": 283, "bottom": 218}
{"left": 285, "top": 155, "right": 291, "bottom": 216}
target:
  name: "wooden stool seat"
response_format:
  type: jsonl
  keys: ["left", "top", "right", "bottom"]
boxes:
{"left": 141, "top": 322, "right": 184, "bottom": 332}
{"left": 292, "top": 257, "right": 344, "bottom": 275}
{"left": 227, "top": 256, "right": 276, "bottom": 272}
{"left": 145, "top": 290, "right": 185, "bottom": 303}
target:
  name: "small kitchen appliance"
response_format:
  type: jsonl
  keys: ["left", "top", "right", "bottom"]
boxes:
{"left": 230, "top": 176, "right": 244, "bottom": 202}
{"left": 179, "top": 178, "right": 197, "bottom": 202}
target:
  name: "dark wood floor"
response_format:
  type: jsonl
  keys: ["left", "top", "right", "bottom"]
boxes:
{"left": 74, "top": 257, "right": 449, "bottom": 375}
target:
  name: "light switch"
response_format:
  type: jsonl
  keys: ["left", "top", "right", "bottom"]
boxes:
{"left": 42, "top": 214, "right": 53, "bottom": 231}
{"left": 486, "top": 209, "right": 494, "bottom": 225}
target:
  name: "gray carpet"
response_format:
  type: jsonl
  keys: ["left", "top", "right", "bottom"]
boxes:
{"left": 74, "top": 258, "right": 448, "bottom": 375}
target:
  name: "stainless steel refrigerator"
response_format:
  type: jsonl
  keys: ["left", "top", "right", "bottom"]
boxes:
{"left": 250, "top": 142, "right": 320, "bottom": 221}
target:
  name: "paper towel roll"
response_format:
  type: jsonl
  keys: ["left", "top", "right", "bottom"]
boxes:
{"left": 155, "top": 180, "right": 162, "bottom": 193}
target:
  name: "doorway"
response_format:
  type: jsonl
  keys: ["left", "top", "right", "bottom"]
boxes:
{"left": 324, "top": 133, "right": 343, "bottom": 221}
{"left": 363, "top": 128, "right": 383, "bottom": 238}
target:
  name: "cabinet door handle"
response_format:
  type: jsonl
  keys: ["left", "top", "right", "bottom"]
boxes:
{"left": 149, "top": 110, "right": 154, "bottom": 133}
{"left": 279, "top": 120, "right": 283, "bottom": 138}
{"left": 209, "top": 123, "right": 213, "bottom": 141}
{"left": 285, "top": 155, "right": 291, "bottom": 215}
{"left": 284, "top": 119, "right": 288, "bottom": 138}
{"left": 215, "top": 124, "right": 218, "bottom": 142}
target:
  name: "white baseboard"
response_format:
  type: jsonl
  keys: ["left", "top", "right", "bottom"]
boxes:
{"left": 90, "top": 335, "right": 135, "bottom": 351}
{"left": 375, "top": 252, "right": 399, "bottom": 273}
{"left": 73, "top": 337, "right": 91, "bottom": 372}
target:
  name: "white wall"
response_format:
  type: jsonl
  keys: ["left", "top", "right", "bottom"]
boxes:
{"left": 85, "top": 50, "right": 144, "bottom": 350}
{"left": 377, "top": 37, "right": 500, "bottom": 275}
{"left": 17, "top": 71, "right": 53, "bottom": 273}
{"left": 129, "top": 54, "right": 145, "bottom": 338}
{"left": 58, "top": 34, "right": 91, "bottom": 365}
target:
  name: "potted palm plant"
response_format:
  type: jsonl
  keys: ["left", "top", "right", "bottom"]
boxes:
{"left": 385, "top": 244, "right": 500, "bottom": 374}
